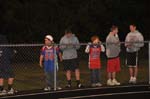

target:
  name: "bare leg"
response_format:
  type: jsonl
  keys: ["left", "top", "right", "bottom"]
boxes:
{"left": 65, "top": 70, "right": 72, "bottom": 87}
{"left": 0, "top": 79, "right": 4, "bottom": 86}
{"left": 108, "top": 73, "right": 111, "bottom": 80}
{"left": 8, "top": 78, "right": 14, "bottom": 85}
{"left": 75, "top": 69, "right": 80, "bottom": 81}
{"left": 66, "top": 70, "right": 71, "bottom": 81}
{"left": 112, "top": 72, "right": 116, "bottom": 80}
{"left": 129, "top": 67, "right": 134, "bottom": 77}
{"left": 134, "top": 67, "right": 138, "bottom": 78}
{"left": 0, "top": 78, "right": 4, "bottom": 91}
{"left": 8, "top": 78, "right": 14, "bottom": 90}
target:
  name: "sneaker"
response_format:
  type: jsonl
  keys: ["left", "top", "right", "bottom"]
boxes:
{"left": 7, "top": 88, "right": 17, "bottom": 95}
{"left": 44, "top": 87, "right": 51, "bottom": 91}
{"left": 129, "top": 77, "right": 134, "bottom": 84}
{"left": 57, "top": 87, "right": 62, "bottom": 90}
{"left": 96, "top": 83, "right": 102, "bottom": 87}
{"left": 77, "top": 83, "right": 84, "bottom": 88}
{"left": 91, "top": 83, "right": 97, "bottom": 87}
{"left": 112, "top": 79, "right": 120, "bottom": 86}
{"left": 65, "top": 84, "right": 71, "bottom": 88}
{"left": 107, "top": 79, "right": 114, "bottom": 86}
{"left": 0, "top": 90, "right": 7, "bottom": 96}
{"left": 132, "top": 77, "right": 137, "bottom": 84}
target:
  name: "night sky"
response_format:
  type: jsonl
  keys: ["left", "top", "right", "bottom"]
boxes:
{"left": 0, "top": 0, "right": 150, "bottom": 43}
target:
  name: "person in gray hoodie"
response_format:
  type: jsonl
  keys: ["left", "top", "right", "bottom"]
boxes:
{"left": 125, "top": 24, "right": 144, "bottom": 84}
{"left": 59, "top": 29, "right": 83, "bottom": 88}
{"left": 106, "top": 25, "right": 121, "bottom": 86}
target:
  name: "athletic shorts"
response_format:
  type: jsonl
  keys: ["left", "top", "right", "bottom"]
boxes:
{"left": 63, "top": 58, "right": 79, "bottom": 72}
{"left": 0, "top": 65, "right": 15, "bottom": 79}
{"left": 127, "top": 52, "right": 138, "bottom": 67}
{"left": 107, "top": 57, "right": 121, "bottom": 73}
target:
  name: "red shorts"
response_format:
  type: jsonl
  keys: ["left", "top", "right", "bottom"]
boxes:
{"left": 107, "top": 57, "right": 121, "bottom": 73}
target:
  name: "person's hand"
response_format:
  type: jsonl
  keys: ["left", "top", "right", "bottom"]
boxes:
{"left": 39, "top": 62, "right": 43, "bottom": 68}
{"left": 126, "top": 43, "right": 133, "bottom": 48}
{"left": 59, "top": 57, "right": 63, "bottom": 62}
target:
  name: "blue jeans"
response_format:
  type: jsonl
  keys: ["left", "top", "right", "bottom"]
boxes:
{"left": 45, "top": 71, "right": 59, "bottom": 87}
{"left": 90, "top": 69, "right": 101, "bottom": 84}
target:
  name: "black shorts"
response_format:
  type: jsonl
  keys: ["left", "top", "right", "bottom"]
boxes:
{"left": 63, "top": 58, "right": 79, "bottom": 71}
{"left": 0, "top": 65, "right": 15, "bottom": 79}
{"left": 127, "top": 52, "right": 138, "bottom": 67}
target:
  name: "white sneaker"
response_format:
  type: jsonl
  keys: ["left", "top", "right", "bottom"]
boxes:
{"left": 57, "top": 87, "right": 62, "bottom": 90}
{"left": 132, "top": 77, "right": 137, "bottom": 84}
{"left": 44, "top": 87, "right": 51, "bottom": 91}
{"left": 77, "top": 83, "right": 84, "bottom": 88}
{"left": 112, "top": 79, "right": 120, "bottom": 86}
{"left": 129, "top": 77, "right": 134, "bottom": 83}
{"left": 0, "top": 90, "right": 7, "bottom": 96}
{"left": 107, "top": 79, "right": 115, "bottom": 86}
{"left": 8, "top": 88, "right": 16, "bottom": 95}
{"left": 96, "top": 83, "right": 102, "bottom": 87}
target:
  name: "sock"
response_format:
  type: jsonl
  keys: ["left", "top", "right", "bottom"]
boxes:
{"left": 0, "top": 86, "right": 4, "bottom": 91}
{"left": 76, "top": 80, "right": 80, "bottom": 85}
{"left": 8, "top": 84, "right": 12, "bottom": 90}
{"left": 68, "top": 80, "right": 71, "bottom": 85}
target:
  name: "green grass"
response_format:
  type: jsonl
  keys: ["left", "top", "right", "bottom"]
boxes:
{"left": 5, "top": 59, "right": 149, "bottom": 91}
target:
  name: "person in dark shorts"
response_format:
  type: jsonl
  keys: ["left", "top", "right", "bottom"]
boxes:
{"left": 125, "top": 24, "right": 144, "bottom": 84}
{"left": 0, "top": 35, "right": 15, "bottom": 95}
{"left": 63, "top": 59, "right": 79, "bottom": 72}
{"left": 59, "top": 29, "right": 83, "bottom": 88}
{"left": 127, "top": 52, "right": 138, "bottom": 67}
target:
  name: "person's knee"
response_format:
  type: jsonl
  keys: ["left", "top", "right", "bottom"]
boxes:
{"left": 66, "top": 70, "right": 71, "bottom": 74}
{"left": 8, "top": 78, "right": 14, "bottom": 81}
{"left": 75, "top": 69, "right": 80, "bottom": 73}
{"left": 0, "top": 79, "right": 4, "bottom": 84}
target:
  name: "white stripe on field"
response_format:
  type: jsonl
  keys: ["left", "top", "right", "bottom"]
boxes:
{"left": 59, "top": 91, "right": 150, "bottom": 99}
{"left": 0, "top": 84, "right": 149, "bottom": 99}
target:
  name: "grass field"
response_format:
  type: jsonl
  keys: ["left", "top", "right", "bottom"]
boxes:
{"left": 8, "top": 58, "right": 149, "bottom": 91}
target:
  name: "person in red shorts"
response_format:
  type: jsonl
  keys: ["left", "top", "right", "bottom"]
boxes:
{"left": 106, "top": 25, "right": 121, "bottom": 86}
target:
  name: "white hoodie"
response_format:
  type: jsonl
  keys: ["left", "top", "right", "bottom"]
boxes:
{"left": 125, "top": 30, "right": 144, "bottom": 52}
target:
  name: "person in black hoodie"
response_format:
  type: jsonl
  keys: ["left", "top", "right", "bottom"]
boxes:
{"left": 0, "top": 35, "right": 15, "bottom": 95}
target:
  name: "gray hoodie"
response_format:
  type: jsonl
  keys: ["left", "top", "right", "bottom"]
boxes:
{"left": 59, "top": 34, "right": 80, "bottom": 60}
{"left": 125, "top": 30, "right": 144, "bottom": 52}
{"left": 106, "top": 33, "right": 121, "bottom": 58}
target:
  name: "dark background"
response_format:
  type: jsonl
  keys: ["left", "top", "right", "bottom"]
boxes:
{"left": 0, "top": 0, "right": 149, "bottom": 43}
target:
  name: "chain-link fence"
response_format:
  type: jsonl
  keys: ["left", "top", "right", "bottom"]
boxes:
{"left": 0, "top": 42, "right": 149, "bottom": 92}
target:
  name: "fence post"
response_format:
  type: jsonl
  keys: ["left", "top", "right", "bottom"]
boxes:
{"left": 54, "top": 44, "right": 57, "bottom": 91}
{"left": 149, "top": 42, "right": 150, "bottom": 84}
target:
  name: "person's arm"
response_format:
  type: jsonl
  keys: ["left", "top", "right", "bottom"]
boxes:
{"left": 74, "top": 37, "right": 80, "bottom": 50}
{"left": 59, "top": 38, "right": 67, "bottom": 50}
{"left": 56, "top": 47, "right": 63, "bottom": 62}
{"left": 137, "top": 33, "right": 144, "bottom": 48}
{"left": 59, "top": 52, "right": 63, "bottom": 62}
{"left": 85, "top": 45, "right": 90, "bottom": 53}
{"left": 39, "top": 55, "right": 44, "bottom": 68}
{"left": 125, "top": 34, "right": 132, "bottom": 47}
{"left": 101, "top": 44, "right": 105, "bottom": 52}
{"left": 106, "top": 36, "right": 114, "bottom": 46}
